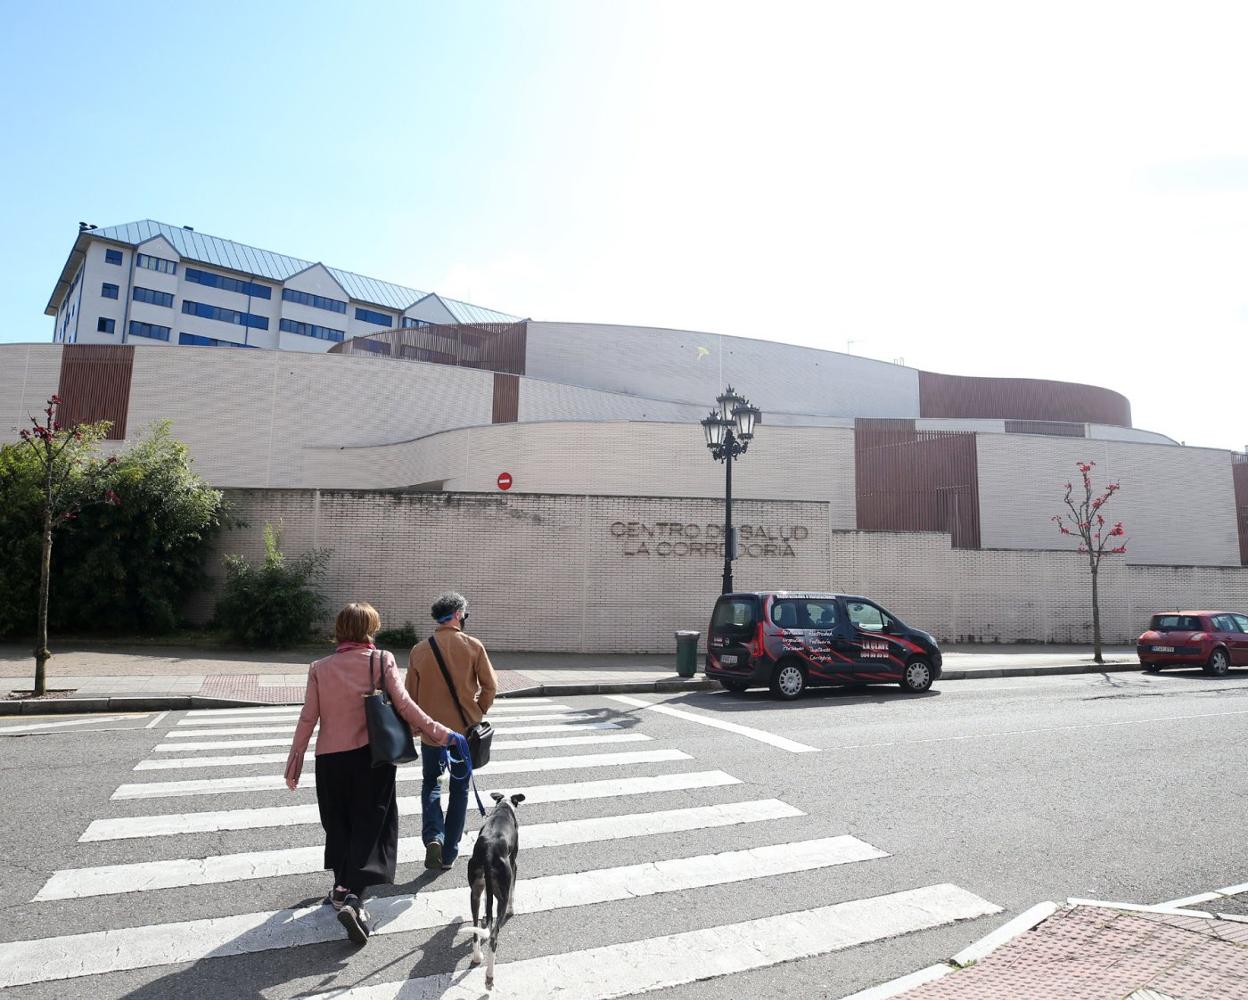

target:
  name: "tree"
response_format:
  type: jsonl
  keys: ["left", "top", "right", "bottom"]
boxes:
{"left": 1051, "top": 461, "right": 1127, "bottom": 663}
{"left": 17, "top": 396, "right": 117, "bottom": 696}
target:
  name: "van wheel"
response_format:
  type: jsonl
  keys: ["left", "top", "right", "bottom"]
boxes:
{"left": 770, "top": 661, "right": 807, "bottom": 700}
{"left": 1204, "top": 649, "right": 1230, "bottom": 676}
{"left": 719, "top": 679, "right": 750, "bottom": 693}
{"left": 900, "top": 658, "right": 934, "bottom": 693}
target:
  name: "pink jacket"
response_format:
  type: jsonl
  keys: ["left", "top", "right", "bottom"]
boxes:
{"left": 285, "top": 643, "right": 452, "bottom": 784}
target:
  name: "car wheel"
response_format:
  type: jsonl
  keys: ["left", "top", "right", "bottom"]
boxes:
{"left": 1144, "top": 664, "right": 1161, "bottom": 673}
{"left": 1205, "top": 648, "right": 1230, "bottom": 677}
{"left": 899, "top": 657, "right": 934, "bottom": 693}
{"left": 770, "top": 660, "right": 806, "bottom": 700}
{"left": 719, "top": 679, "right": 750, "bottom": 693}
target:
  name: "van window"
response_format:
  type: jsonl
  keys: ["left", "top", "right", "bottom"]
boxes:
{"left": 771, "top": 599, "right": 838, "bottom": 629}
{"left": 847, "top": 601, "right": 892, "bottom": 632}
{"left": 712, "top": 598, "right": 757, "bottom": 632}
{"left": 1151, "top": 615, "right": 1202, "bottom": 632}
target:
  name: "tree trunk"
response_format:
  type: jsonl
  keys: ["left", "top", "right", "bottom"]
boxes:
{"left": 1090, "top": 563, "right": 1103, "bottom": 665}
{"left": 34, "top": 507, "right": 52, "bottom": 697}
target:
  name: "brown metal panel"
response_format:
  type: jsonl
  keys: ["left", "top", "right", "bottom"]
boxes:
{"left": 56, "top": 345, "right": 135, "bottom": 440}
{"left": 329, "top": 321, "right": 528, "bottom": 376}
{"left": 1233, "top": 455, "right": 1248, "bottom": 566}
{"left": 919, "top": 371, "right": 1131, "bottom": 427}
{"left": 855, "top": 419, "right": 981, "bottom": 548}
{"left": 492, "top": 373, "right": 520, "bottom": 424}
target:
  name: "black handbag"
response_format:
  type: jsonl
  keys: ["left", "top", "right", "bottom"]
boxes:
{"left": 363, "top": 649, "right": 419, "bottom": 767}
{"left": 428, "top": 636, "right": 494, "bottom": 769}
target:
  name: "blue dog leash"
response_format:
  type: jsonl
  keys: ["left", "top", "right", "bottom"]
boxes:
{"left": 445, "top": 732, "right": 487, "bottom": 816}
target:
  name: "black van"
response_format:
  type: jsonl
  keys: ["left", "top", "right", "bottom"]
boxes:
{"left": 706, "top": 591, "right": 942, "bottom": 699}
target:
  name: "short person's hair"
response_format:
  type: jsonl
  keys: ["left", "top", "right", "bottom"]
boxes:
{"left": 336, "top": 602, "right": 381, "bottom": 643}
{"left": 431, "top": 591, "right": 467, "bottom": 622}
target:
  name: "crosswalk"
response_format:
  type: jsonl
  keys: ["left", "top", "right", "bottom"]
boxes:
{"left": 0, "top": 696, "right": 1001, "bottom": 997}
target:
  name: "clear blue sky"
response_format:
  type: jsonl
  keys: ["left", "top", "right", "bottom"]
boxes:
{"left": 3, "top": 1, "right": 1246, "bottom": 451}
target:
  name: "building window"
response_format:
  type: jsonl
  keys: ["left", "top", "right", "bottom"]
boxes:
{"left": 185, "top": 267, "right": 273, "bottom": 299}
{"left": 279, "top": 318, "right": 344, "bottom": 342}
{"left": 96, "top": 317, "right": 116, "bottom": 334}
{"left": 133, "top": 286, "right": 174, "bottom": 308}
{"left": 178, "top": 332, "right": 257, "bottom": 348}
{"left": 355, "top": 307, "right": 393, "bottom": 327}
{"left": 136, "top": 252, "right": 177, "bottom": 274}
{"left": 128, "top": 320, "right": 171, "bottom": 341}
{"left": 105, "top": 248, "right": 123, "bottom": 265}
{"left": 401, "top": 317, "right": 431, "bottom": 329}
{"left": 101, "top": 282, "right": 119, "bottom": 299}
{"left": 182, "top": 300, "right": 270, "bottom": 330}
{"left": 281, "top": 288, "right": 347, "bottom": 313}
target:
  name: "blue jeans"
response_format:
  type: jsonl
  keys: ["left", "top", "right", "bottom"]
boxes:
{"left": 421, "top": 744, "right": 469, "bottom": 862}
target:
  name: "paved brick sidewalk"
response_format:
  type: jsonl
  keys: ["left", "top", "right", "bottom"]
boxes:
{"left": 884, "top": 901, "right": 1248, "bottom": 1000}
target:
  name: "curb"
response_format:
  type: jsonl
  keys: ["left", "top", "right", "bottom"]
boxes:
{"left": 837, "top": 900, "right": 1060, "bottom": 1000}
{"left": 0, "top": 661, "right": 1147, "bottom": 715}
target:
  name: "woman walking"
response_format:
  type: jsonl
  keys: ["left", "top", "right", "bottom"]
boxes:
{"left": 285, "top": 602, "right": 457, "bottom": 945}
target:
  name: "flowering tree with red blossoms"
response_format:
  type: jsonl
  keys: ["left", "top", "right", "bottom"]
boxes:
{"left": 1051, "top": 461, "right": 1127, "bottom": 664}
{"left": 19, "top": 396, "right": 118, "bottom": 696}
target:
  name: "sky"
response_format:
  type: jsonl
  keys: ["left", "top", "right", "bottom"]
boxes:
{"left": 1, "top": 0, "right": 1245, "bottom": 451}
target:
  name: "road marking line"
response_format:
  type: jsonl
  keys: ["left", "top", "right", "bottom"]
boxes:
{"left": 0, "top": 715, "right": 140, "bottom": 735}
{"left": 168, "top": 719, "right": 617, "bottom": 739}
{"left": 820, "top": 707, "right": 1248, "bottom": 751}
{"left": 144, "top": 711, "right": 170, "bottom": 729}
{"left": 175, "top": 700, "right": 564, "bottom": 726}
{"left": 39, "top": 799, "right": 801, "bottom": 900}
{"left": 296, "top": 884, "right": 996, "bottom": 1000}
{"left": 156, "top": 716, "right": 601, "bottom": 749}
{"left": 136, "top": 732, "right": 649, "bottom": 770}
{"left": 156, "top": 737, "right": 315, "bottom": 752}
{"left": 83, "top": 769, "right": 740, "bottom": 840}
{"left": 0, "top": 835, "right": 892, "bottom": 986}
{"left": 606, "top": 695, "right": 820, "bottom": 753}
{"left": 112, "top": 747, "right": 691, "bottom": 800}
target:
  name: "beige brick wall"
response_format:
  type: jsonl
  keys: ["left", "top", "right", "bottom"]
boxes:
{"left": 194, "top": 489, "right": 1248, "bottom": 652}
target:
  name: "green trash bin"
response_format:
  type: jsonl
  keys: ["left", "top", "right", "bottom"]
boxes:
{"left": 674, "top": 630, "right": 701, "bottom": 678}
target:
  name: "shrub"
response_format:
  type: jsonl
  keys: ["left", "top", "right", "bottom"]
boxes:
{"left": 375, "top": 621, "right": 421, "bottom": 650}
{"left": 215, "top": 524, "right": 329, "bottom": 648}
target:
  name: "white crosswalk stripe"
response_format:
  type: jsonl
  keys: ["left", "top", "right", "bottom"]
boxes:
{"left": 0, "top": 836, "right": 890, "bottom": 987}
{"left": 169, "top": 718, "right": 614, "bottom": 738}
{"left": 134, "top": 731, "right": 651, "bottom": 770}
{"left": 82, "top": 770, "right": 743, "bottom": 840}
{"left": 39, "top": 799, "right": 803, "bottom": 900}
{"left": 296, "top": 885, "right": 1000, "bottom": 1000}
{"left": 112, "top": 747, "right": 693, "bottom": 799}
{"left": 3, "top": 699, "right": 1002, "bottom": 997}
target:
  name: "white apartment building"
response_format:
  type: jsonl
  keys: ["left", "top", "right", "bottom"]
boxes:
{"left": 46, "top": 220, "right": 522, "bottom": 352}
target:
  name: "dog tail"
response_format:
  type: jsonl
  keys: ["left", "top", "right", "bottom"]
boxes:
{"left": 468, "top": 927, "right": 489, "bottom": 941}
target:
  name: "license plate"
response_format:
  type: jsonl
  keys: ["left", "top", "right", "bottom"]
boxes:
{"left": 1152, "top": 645, "right": 1175, "bottom": 653}
{"left": 720, "top": 654, "right": 738, "bottom": 665}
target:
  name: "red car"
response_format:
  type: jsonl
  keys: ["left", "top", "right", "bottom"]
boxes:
{"left": 1136, "top": 611, "right": 1248, "bottom": 675}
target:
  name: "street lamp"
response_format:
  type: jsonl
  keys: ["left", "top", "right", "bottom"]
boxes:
{"left": 701, "top": 385, "right": 762, "bottom": 594}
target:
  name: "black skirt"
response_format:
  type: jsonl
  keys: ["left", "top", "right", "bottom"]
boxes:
{"left": 314, "top": 746, "right": 399, "bottom": 893}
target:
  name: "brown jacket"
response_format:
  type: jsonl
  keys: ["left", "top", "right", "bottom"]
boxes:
{"left": 406, "top": 623, "right": 498, "bottom": 746}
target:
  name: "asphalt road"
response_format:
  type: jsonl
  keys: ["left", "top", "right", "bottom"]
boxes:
{"left": 0, "top": 668, "right": 1245, "bottom": 999}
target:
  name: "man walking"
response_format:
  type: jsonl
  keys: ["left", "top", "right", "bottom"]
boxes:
{"left": 406, "top": 591, "right": 498, "bottom": 870}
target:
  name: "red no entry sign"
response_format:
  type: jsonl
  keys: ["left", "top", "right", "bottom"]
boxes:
{"left": 497, "top": 472, "right": 513, "bottom": 491}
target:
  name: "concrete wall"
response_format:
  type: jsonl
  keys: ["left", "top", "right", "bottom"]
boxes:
{"left": 977, "top": 434, "right": 1240, "bottom": 566}
{"left": 524, "top": 321, "right": 922, "bottom": 420}
{"left": 196, "top": 489, "right": 1248, "bottom": 652}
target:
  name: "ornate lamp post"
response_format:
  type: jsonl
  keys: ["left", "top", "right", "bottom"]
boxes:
{"left": 701, "top": 386, "right": 762, "bottom": 594}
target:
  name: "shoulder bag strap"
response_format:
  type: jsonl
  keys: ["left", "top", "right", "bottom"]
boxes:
{"left": 428, "top": 636, "right": 472, "bottom": 730}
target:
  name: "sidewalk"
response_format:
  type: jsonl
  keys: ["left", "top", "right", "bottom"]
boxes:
{"left": 851, "top": 887, "right": 1248, "bottom": 999}
{"left": 0, "top": 643, "right": 1141, "bottom": 714}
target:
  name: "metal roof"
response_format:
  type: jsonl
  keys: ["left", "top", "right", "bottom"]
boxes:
{"left": 68, "top": 220, "right": 523, "bottom": 320}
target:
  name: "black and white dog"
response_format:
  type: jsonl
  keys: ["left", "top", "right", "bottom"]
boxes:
{"left": 468, "top": 791, "right": 525, "bottom": 989}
